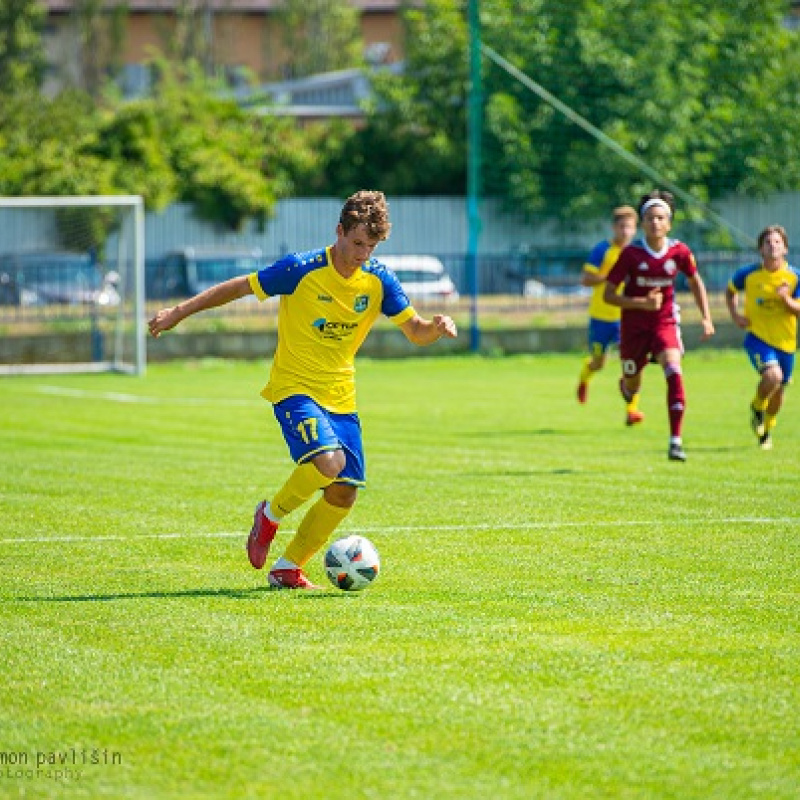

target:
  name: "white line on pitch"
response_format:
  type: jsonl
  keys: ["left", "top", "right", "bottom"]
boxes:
{"left": 31, "top": 385, "right": 256, "bottom": 406}
{"left": 0, "top": 517, "right": 797, "bottom": 546}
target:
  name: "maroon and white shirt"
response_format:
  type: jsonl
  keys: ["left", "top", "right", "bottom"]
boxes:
{"left": 606, "top": 238, "right": 698, "bottom": 330}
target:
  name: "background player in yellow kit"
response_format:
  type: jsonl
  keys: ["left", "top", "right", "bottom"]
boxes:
{"left": 576, "top": 206, "right": 640, "bottom": 423}
{"left": 726, "top": 225, "right": 800, "bottom": 450}
{"left": 148, "top": 191, "right": 457, "bottom": 589}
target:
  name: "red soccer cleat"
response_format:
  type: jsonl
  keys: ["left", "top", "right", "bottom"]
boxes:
{"left": 267, "top": 568, "right": 323, "bottom": 590}
{"left": 247, "top": 501, "right": 279, "bottom": 570}
{"left": 626, "top": 410, "right": 645, "bottom": 426}
{"left": 577, "top": 382, "right": 588, "bottom": 404}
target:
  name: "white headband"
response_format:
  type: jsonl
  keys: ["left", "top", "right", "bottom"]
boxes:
{"left": 640, "top": 198, "right": 672, "bottom": 217}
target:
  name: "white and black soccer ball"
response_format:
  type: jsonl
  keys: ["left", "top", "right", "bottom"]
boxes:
{"left": 324, "top": 535, "right": 380, "bottom": 592}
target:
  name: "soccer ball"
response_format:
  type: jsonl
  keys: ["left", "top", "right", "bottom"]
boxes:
{"left": 324, "top": 535, "right": 380, "bottom": 592}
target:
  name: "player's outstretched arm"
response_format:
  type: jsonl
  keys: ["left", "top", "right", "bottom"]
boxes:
{"left": 688, "top": 274, "right": 714, "bottom": 339}
{"left": 725, "top": 286, "right": 750, "bottom": 329}
{"left": 400, "top": 313, "right": 458, "bottom": 346}
{"left": 148, "top": 275, "right": 253, "bottom": 338}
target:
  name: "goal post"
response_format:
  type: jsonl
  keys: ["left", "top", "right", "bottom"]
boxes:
{"left": 0, "top": 195, "right": 146, "bottom": 376}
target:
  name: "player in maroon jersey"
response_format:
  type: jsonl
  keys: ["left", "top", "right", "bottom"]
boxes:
{"left": 603, "top": 191, "right": 715, "bottom": 461}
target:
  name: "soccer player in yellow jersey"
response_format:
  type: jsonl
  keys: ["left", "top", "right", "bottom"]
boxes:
{"left": 576, "top": 206, "right": 641, "bottom": 423}
{"left": 149, "top": 191, "right": 457, "bottom": 589}
{"left": 726, "top": 225, "right": 800, "bottom": 450}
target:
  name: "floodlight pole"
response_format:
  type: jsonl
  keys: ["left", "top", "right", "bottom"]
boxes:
{"left": 466, "top": 0, "right": 482, "bottom": 353}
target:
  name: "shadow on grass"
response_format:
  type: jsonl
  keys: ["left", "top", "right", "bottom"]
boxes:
{"left": 8, "top": 585, "right": 351, "bottom": 603}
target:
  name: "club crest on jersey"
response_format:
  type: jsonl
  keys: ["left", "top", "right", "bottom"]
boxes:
{"left": 354, "top": 294, "right": 369, "bottom": 313}
{"left": 664, "top": 259, "right": 677, "bottom": 275}
{"left": 637, "top": 262, "right": 649, "bottom": 271}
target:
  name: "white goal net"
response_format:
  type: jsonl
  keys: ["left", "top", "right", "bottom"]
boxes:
{"left": 0, "top": 196, "right": 145, "bottom": 375}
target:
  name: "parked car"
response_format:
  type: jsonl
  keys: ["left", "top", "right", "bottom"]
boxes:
{"left": 147, "top": 247, "right": 263, "bottom": 299}
{"left": 523, "top": 278, "right": 590, "bottom": 298}
{"left": 0, "top": 251, "right": 119, "bottom": 307}
{"left": 379, "top": 255, "right": 459, "bottom": 303}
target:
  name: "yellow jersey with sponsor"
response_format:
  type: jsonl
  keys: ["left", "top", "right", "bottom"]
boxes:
{"left": 248, "top": 247, "right": 416, "bottom": 413}
{"left": 728, "top": 261, "right": 800, "bottom": 353}
{"left": 584, "top": 240, "right": 623, "bottom": 322}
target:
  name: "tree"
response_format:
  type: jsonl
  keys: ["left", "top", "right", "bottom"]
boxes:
{"left": 276, "top": 0, "right": 363, "bottom": 78}
{"left": 0, "top": 62, "right": 317, "bottom": 233}
{"left": 490, "top": 0, "right": 800, "bottom": 229}
{"left": 159, "top": 0, "right": 214, "bottom": 75}
{"left": 317, "top": 0, "right": 467, "bottom": 196}
{"left": 71, "top": 0, "right": 128, "bottom": 98}
{"left": 320, "top": 0, "right": 800, "bottom": 240}
{"left": 0, "top": 0, "right": 46, "bottom": 91}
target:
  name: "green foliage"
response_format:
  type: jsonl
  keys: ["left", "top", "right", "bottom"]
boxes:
{"left": 330, "top": 0, "right": 800, "bottom": 230}
{"left": 5, "top": 0, "right": 800, "bottom": 238}
{"left": 318, "top": 0, "right": 468, "bottom": 195}
{"left": 145, "top": 61, "right": 282, "bottom": 230}
{"left": 0, "top": 0, "right": 45, "bottom": 91}
{"left": 0, "top": 91, "right": 118, "bottom": 204}
{"left": 0, "top": 59, "right": 313, "bottom": 233}
{"left": 278, "top": 118, "right": 356, "bottom": 197}
{"left": 484, "top": 0, "right": 800, "bottom": 221}
{"left": 70, "top": 0, "right": 128, "bottom": 98}
{"left": 92, "top": 103, "right": 177, "bottom": 211}
{"left": 0, "top": 91, "right": 121, "bottom": 252}
{"left": 276, "top": 0, "right": 363, "bottom": 78}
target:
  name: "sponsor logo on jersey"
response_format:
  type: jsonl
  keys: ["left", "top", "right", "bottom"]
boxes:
{"left": 636, "top": 277, "right": 673, "bottom": 287}
{"left": 354, "top": 294, "right": 369, "bottom": 313}
{"left": 311, "top": 318, "right": 359, "bottom": 340}
{"left": 757, "top": 297, "right": 783, "bottom": 311}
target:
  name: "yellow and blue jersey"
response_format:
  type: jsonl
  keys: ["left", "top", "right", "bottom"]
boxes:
{"left": 249, "top": 247, "right": 416, "bottom": 413}
{"left": 728, "top": 262, "right": 800, "bottom": 353}
{"left": 584, "top": 240, "right": 623, "bottom": 322}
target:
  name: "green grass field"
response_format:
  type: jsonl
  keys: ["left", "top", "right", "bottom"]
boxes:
{"left": 1, "top": 352, "right": 798, "bottom": 799}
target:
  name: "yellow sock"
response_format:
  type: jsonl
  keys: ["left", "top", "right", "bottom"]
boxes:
{"left": 764, "top": 413, "right": 777, "bottom": 432}
{"left": 271, "top": 461, "right": 334, "bottom": 519}
{"left": 752, "top": 394, "right": 769, "bottom": 413}
{"left": 284, "top": 496, "right": 352, "bottom": 567}
{"left": 579, "top": 358, "right": 597, "bottom": 384}
{"left": 627, "top": 392, "right": 640, "bottom": 413}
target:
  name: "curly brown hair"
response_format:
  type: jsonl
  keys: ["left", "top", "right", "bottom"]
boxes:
{"left": 339, "top": 190, "right": 392, "bottom": 241}
{"left": 757, "top": 224, "right": 788, "bottom": 250}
